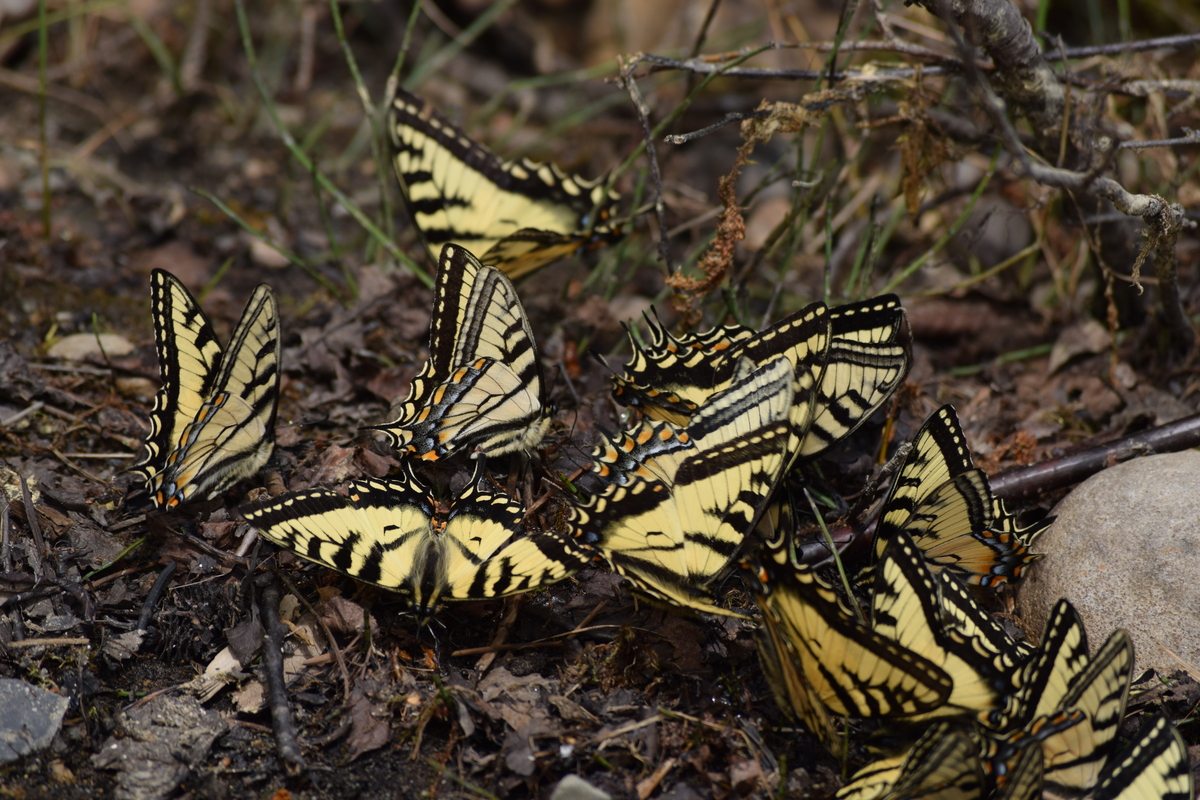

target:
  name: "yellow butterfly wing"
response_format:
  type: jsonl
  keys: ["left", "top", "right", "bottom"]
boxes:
{"left": 798, "top": 295, "right": 909, "bottom": 462}
{"left": 869, "top": 405, "right": 1040, "bottom": 587}
{"left": 389, "top": 88, "right": 621, "bottom": 278}
{"left": 367, "top": 244, "right": 548, "bottom": 459}
{"left": 240, "top": 468, "right": 437, "bottom": 596}
{"left": 568, "top": 356, "right": 795, "bottom": 616}
{"left": 131, "top": 270, "right": 281, "bottom": 508}
{"left": 242, "top": 461, "right": 585, "bottom": 620}
{"left": 1092, "top": 716, "right": 1193, "bottom": 800}
{"left": 743, "top": 553, "right": 952, "bottom": 742}
{"left": 871, "top": 532, "right": 1019, "bottom": 720}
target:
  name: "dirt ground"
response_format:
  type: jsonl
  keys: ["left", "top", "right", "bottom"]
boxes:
{"left": 0, "top": 1, "right": 1198, "bottom": 798}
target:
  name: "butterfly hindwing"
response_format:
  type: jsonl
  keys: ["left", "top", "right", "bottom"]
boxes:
{"left": 935, "top": 570, "right": 1032, "bottom": 686}
{"left": 609, "top": 309, "right": 755, "bottom": 424}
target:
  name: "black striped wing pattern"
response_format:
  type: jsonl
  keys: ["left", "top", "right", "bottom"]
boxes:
{"left": 837, "top": 749, "right": 909, "bottom": 800}
{"left": 882, "top": 724, "right": 984, "bottom": 800}
{"left": 796, "top": 295, "right": 910, "bottom": 464}
{"left": 991, "top": 599, "right": 1134, "bottom": 792}
{"left": 867, "top": 405, "right": 1041, "bottom": 587}
{"left": 1092, "top": 716, "right": 1194, "bottom": 800}
{"left": 367, "top": 244, "right": 548, "bottom": 460}
{"left": 128, "top": 269, "right": 281, "bottom": 509}
{"left": 567, "top": 356, "right": 796, "bottom": 616}
{"left": 609, "top": 309, "right": 754, "bottom": 425}
{"left": 389, "top": 87, "right": 621, "bottom": 279}
{"left": 742, "top": 551, "right": 952, "bottom": 751}
{"left": 936, "top": 569, "right": 1034, "bottom": 681}
{"left": 871, "top": 531, "right": 1022, "bottom": 721}
{"left": 752, "top": 587, "right": 838, "bottom": 749}
{"left": 613, "top": 302, "right": 831, "bottom": 434}
{"left": 608, "top": 296, "right": 910, "bottom": 469}
{"left": 837, "top": 725, "right": 995, "bottom": 800}
{"left": 240, "top": 461, "right": 586, "bottom": 619}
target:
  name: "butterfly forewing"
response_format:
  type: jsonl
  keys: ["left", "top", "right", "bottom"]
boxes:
{"left": 1092, "top": 716, "right": 1194, "bottom": 800}
{"left": 130, "top": 270, "right": 224, "bottom": 491}
{"left": 1040, "top": 628, "right": 1134, "bottom": 790}
{"left": 875, "top": 406, "right": 978, "bottom": 552}
{"left": 796, "top": 296, "right": 909, "bottom": 462}
{"left": 753, "top": 600, "right": 840, "bottom": 750}
{"left": 936, "top": 570, "right": 1031, "bottom": 686}
{"left": 888, "top": 725, "right": 985, "bottom": 800}
{"left": 871, "top": 532, "right": 1015, "bottom": 720}
{"left": 1004, "top": 600, "right": 1091, "bottom": 727}
{"left": 242, "top": 468, "right": 435, "bottom": 589}
{"left": 155, "top": 284, "right": 281, "bottom": 507}
{"left": 440, "top": 462, "right": 589, "bottom": 603}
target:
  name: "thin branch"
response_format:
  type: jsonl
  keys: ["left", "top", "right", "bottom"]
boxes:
{"left": 664, "top": 110, "right": 771, "bottom": 145}
{"left": 1043, "top": 32, "right": 1200, "bottom": 60}
{"left": 990, "top": 412, "right": 1200, "bottom": 501}
{"left": 925, "top": 0, "right": 1193, "bottom": 225}
{"left": 616, "top": 56, "right": 672, "bottom": 272}
{"left": 1119, "top": 129, "right": 1200, "bottom": 150}
{"left": 259, "top": 576, "right": 306, "bottom": 773}
{"left": 639, "top": 52, "right": 957, "bottom": 82}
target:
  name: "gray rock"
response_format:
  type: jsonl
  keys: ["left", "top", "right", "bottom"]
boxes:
{"left": 92, "top": 694, "right": 229, "bottom": 800}
{"left": 551, "top": 774, "right": 612, "bottom": 800}
{"left": 1019, "top": 450, "right": 1200, "bottom": 673}
{"left": 0, "top": 678, "right": 70, "bottom": 763}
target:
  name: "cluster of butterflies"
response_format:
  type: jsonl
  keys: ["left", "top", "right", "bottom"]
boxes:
{"left": 123, "top": 86, "right": 1194, "bottom": 800}
{"left": 749, "top": 522, "right": 1192, "bottom": 800}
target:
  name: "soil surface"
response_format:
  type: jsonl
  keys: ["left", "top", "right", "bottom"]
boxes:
{"left": 1, "top": 1, "right": 1197, "bottom": 798}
